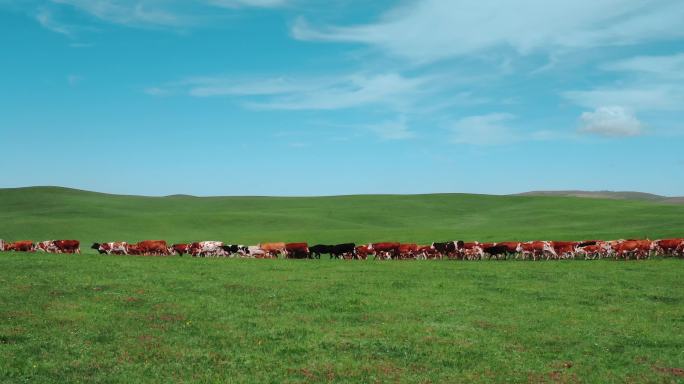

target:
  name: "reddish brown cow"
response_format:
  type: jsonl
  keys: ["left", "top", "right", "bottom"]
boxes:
{"left": 612, "top": 239, "right": 654, "bottom": 260}
{"left": 54, "top": 240, "right": 80, "bottom": 254}
{"left": 415, "top": 245, "right": 437, "bottom": 260}
{"left": 654, "top": 239, "right": 684, "bottom": 257}
{"left": 369, "top": 242, "right": 400, "bottom": 260}
{"left": 126, "top": 244, "right": 141, "bottom": 255}
{"left": 170, "top": 243, "right": 190, "bottom": 256}
{"left": 134, "top": 240, "right": 169, "bottom": 256}
{"left": 5, "top": 241, "right": 35, "bottom": 252}
{"left": 516, "top": 241, "right": 555, "bottom": 260}
{"left": 354, "top": 245, "right": 371, "bottom": 260}
{"left": 397, "top": 243, "right": 419, "bottom": 259}
{"left": 461, "top": 242, "right": 484, "bottom": 260}
{"left": 548, "top": 241, "right": 577, "bottom": 260}
{"left": 285, "top": 243, "right": 310, "bottom": 259}
{"left": 576, "top": 242, "right": 612, "bottom": 259}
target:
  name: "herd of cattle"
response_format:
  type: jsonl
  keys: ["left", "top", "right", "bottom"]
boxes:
{"left": 1, "top": 238, "right": 684, "bottom": 260}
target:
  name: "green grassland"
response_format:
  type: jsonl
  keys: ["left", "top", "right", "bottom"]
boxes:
{"left": 1, "top": 186, "right": 684, "bottom": 247}
{"left": 1, "top": 187, "right": 684, "bottom": 382}
{"left": 1, "top": 255, "right": 683, "bottom": 383}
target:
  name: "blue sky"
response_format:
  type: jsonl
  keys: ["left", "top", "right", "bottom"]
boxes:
{"left": 1, "top": 0, "right": 683, "bottom": 196}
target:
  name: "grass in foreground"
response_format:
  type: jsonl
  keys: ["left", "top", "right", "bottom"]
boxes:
{"left": 1, "top": 253, "right": 683, "bottom": 383}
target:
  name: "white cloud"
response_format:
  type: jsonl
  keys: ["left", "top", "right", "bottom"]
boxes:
{"left": 579, "top": 106, "right": 643, "bottom": 137}
{"left": 35, "top": 7, "right": 72, "bottom": 36}
{"left": 293, "top": 0, "right": 684, "bottom": 63}
{"left": 156, "top": 72, "right": 431, "bottom": 111}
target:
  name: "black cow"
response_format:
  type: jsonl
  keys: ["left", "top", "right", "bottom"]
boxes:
{"left": 309, "top": 244, "right": 333, "bottom": 259}
{"left": 331, "top": 243, "right": 356, "bottom": 259}
{"left": 482, "top": 245, "right": 509, "bottom": 259}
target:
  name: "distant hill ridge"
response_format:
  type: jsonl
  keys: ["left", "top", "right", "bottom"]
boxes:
{"left": 516, "top": 190, "right": 684, "bottom": 204}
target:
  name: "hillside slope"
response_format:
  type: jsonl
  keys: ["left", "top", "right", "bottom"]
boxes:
{"left": 1, "top": 187, "right": 683, "bottom": 249}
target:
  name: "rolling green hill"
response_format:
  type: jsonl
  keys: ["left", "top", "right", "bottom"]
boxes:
{"left": 1, "top": 186, "right": 683, "bottom": 249}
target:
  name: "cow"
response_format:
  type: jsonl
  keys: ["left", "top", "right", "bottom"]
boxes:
{"left": 285, "top": 243, "right": 310, "bottom": 259}
{"left": 169, "top": 243, "right": 190, "bottom": 256}
{"left": 355, "top": 245, "right": 371, "bottom": 260}
{"left": 516, "top": 241, "right": 557, "bottom": 260}
{"left": 92, "top": 242, "right": 128, "bottom": 255}
{"left": 575, "top": 241, "right": 612, "bottom": 259}
{"left": 369, "top": 242, "right": 400, "bottom": 260}
{"left": 220, "top": 244, "right": 250, "bottom": 257}
{"left": 4, "top": 241, "right": 35, "bottom": 252}
{"left": 430, "top": 241, "right": 464, "bottom": 259}
{"left": 309, "top": 244, "right": 332, "bottom": 259}
{"left": 653, "top": 239, "right": 684, "bottom": 257}
{"left": 482, "top": 244, "right": 510, "bottom": 259}
{"left": 488, "top": 242, "right": 519, "bottom": 260}
{"left": 134, "top": 240, "right": 170, "bottom": 256}
{"left": 259, "top": 242, "right": 286, "bottom": 258}
{"left": 331, "top": 243, "right": 356, "bottom": 259}
{"left": 415, "top": 245, "right": 438, "bottom": 260}
{"left": 126, "top": 244, "right": 142, "bottom": 255}
{"left": 0, "top": 239, "right": 5, "bottom": 251}
{"left": 36, "top": 240, "right": 80, "bottom": 254}
{"left": 611, "top": 239, "right": 654, "bottom": 260}
{"left": 462, "top": 242, "right": 484, "bottom": 260}
{"left": 397, "top": 243, "right": 419, "bottom": 260}
{"left": 188, "top": 241, "right": 225, "bottom": 257}
{"left": 247, "top": 245, "right": 270, "bottom": 258}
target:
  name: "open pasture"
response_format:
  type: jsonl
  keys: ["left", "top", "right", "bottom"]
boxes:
{"left": 1, "top": 187, "right": 684, "bottom": 382}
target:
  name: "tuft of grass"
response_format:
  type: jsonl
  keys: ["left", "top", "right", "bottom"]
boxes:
{"left": 1, "top": 254, "right": 683, "bottom": 382}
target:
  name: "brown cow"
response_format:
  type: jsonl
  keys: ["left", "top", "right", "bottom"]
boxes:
{"left": 285, "top": 243, "right": 310, "bottom": 259}
{"left": 576, "top": 241, "right": 612, "bottom": 259}
{"left": 259, "top": 242, "right": 286, "bottom": 258}
{"left": 37, "top": 240, "right": 80, "bottom": 254}
{"left": 612, "top": 239, "right": 654, "bottom": 260}
{"left": 654, "top": 239, "right": 684, "bottom": 257}
{"left": 369, "top": 242, "right": 400, "bottom": 260}
{"left": 398, "top": 243, "right": 419, "bottom": 260}
{"left": 5, "top": 241, "right": 35, "bottom": 252}
{"left": 461, "top": 242, "right": 484, "bottom": 260}
{"left": 134, "top": 240, "right": 169, "bottom": 256}
{"left": 170, "top": 243, "right": 190, "bottom": 256}
{"left": 355, "top": 245, "right": 371, "bottom": 260}
{"left": 492, "top": 242, "right": 519, "bottom": 260}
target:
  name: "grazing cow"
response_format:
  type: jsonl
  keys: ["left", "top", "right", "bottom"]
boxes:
{"left": 169, "top": 243, "right": 190, "bottom": 256}
{"left": 5, "top": 241, "right": 35, "bottom": 252}
{"left": 548, "top": 241, "right": 581, "bottom": 260}
{"left": 220, "top": 244, "right": 250, "bottom": 257}
{"left": 93, "top": 242, "right": 128, "bottom": 255}
{"left": 369, "top": 242, "right": 401, "bottom": 260}
{"left": 135, "top": 240, "right": 170, "bottom": 256}
{"left": 611, "top": 239, "right": 654, "bottom": 260}
{"left": 259, "top": 242, "right": 286, "bottom": 258}
{"left": 309, "top": 244, "right": 333, "bottom": 259}
{"left": 285, "top": 243, "right": 310, "bottom": 259}
{"left": 516, "top": 241, "right": 557, "bottom": 260}
{"left": 189, "top": 241, "right": 225, "bottom": 257}
{"left": 36, "top": 240, "right": 80, "bottom": 254}
{"left": 654, "top": 239, "right": 684, "bottom": 257}
{"left": 397, "top": 243, "right": 419, "bottom": 260}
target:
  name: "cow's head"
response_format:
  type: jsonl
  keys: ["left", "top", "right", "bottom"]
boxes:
{"left": 91, "top": 243, "right": 100, "bottom": 250}
{"left": 515, "top": 243, "right": 523, "bottom": 253}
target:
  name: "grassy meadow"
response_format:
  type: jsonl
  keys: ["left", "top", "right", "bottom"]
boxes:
{"left": 1, "top": 187, "right": 683, "bottom": 382}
